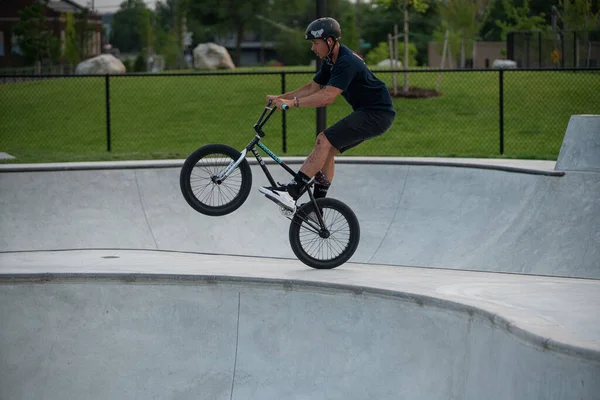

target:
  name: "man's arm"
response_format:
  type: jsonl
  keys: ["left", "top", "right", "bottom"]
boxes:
{"left": 272, "top": 84, "right": 342, "bottom": 110}
{"left": 278, "top": 81, "right": 322, "bottom": 100}
{"left": 294, "top": 85, "right": 342, "bottom": 108}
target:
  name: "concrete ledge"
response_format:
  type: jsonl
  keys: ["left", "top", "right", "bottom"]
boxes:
{"left": 0, "top": 157, "right": 562, "bottom": 176}
{"left": 1, "top": 271, "right": 598, "bottom": 362}
{"left": 1, "top": 251, "right": 599, "bottom": 400}
{"left": 1, "top": 249, "right": 598, "bottom": 358}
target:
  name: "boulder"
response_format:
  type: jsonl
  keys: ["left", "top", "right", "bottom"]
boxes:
{"left": 193, "top": 43, "right": 235, "bottom": 70}
{"left": 377, "top": 59, "right": 403, "bottom": 68}
{"left": 492, "top": 59, "right": 517, "bottom": 69}
{"left": 75, "top": 54, "right": 126, "bottom": 74}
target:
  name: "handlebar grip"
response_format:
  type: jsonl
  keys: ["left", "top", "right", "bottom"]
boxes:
{"left": 281, "top": 103, "right": 289, "bottom": 111}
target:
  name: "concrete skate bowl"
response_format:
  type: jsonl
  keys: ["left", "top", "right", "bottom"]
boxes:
{"left": 0, "top": 159, "right": 598, "bottom": 279}
{"left": 0, "top": 115, "right": 599, "bottom": 399}
{"left": 1, "top": 274, "right": 599, "bottom": 400}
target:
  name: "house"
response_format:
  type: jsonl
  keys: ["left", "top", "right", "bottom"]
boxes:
{"left": 213, "top": 31, "right": 278, "bottom": 67}
{"left": 428, "top": 41, "right": 506, "bottom": 69}
{"left": 0, "top": 0, "right": 102, "bottom": 69}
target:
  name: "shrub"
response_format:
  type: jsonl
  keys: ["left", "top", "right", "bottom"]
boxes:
{"left": 366, "top": 41, "right": 418, "bottom": 67}
{"left": 133, "top": 52, "right": 146, "bottom": 72}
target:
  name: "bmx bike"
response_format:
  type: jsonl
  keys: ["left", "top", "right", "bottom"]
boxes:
{"left": 179, "top": 101, "right": 360, "bottom": 269}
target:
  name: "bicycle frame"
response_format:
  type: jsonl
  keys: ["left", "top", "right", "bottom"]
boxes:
{"left": 218, "top": 102, "right": 307, "bottom": 188}
{"left": 215, "top": 102, "right": 324, "bottom": 226}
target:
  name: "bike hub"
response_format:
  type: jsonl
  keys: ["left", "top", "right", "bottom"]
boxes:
{"left": 211, "top": 176, "right": 222, "bottom": 184}
{"left": 319, "top": 229, "right": 331, "bottom": 239}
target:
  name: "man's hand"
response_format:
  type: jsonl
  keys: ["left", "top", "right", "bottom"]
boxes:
{"left": 272, "top": 97, "right": 292, "bottom": 110}
{"left": 265, "top": 95, "right": 280, "bottom": 105}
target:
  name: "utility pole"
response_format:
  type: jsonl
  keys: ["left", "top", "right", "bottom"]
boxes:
{"left": 316, "top": 0, "right": 326, "bottom": 135}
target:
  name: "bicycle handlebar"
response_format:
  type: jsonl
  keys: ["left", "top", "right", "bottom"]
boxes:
{"left": 266, "top": 99, "right": 289, "bottom": 111}
{"left": 256, "top": 99, "right": 286, "bottom": 131}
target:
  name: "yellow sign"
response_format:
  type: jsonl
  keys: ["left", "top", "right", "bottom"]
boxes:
{"left": 551, "top": 49, "right": 560, "bottom": 64}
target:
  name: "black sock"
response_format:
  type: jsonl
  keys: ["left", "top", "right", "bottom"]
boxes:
{"left": 287, "top": 171, "right": 310, "bottom": 199}
{"left": 314, "top": 183, "right": 329, "bottom": 199}
{"left": 294, "top": 171, "right": 310, "bottom": 186}
{"left": 314, "top": 171, "right": 331, "bottom": 199}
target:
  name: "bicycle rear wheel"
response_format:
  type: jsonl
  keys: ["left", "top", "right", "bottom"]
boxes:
{"left": 289, "top": 198, "right": 360, "bottom": 269}
{"left": 180, "top": 144, "right": 252, "bottom": 216}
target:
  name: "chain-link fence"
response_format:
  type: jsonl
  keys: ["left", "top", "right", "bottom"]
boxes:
{"left": 508, "top": 30, "right": 600, "bottom": 68}
{"left": 1, "top": 68, "right": 599, "bottom": 163}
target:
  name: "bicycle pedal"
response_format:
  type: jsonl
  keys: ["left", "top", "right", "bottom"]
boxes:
{"left": 263, "top": 195, "right": 296, "bottom": 215}
{"left": 279, "top": 207, "right": 294, "bottom": 217}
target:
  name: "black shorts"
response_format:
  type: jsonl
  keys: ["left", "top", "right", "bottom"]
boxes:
{"left": 324, "top": 109, "right": 396, "bottom": 153}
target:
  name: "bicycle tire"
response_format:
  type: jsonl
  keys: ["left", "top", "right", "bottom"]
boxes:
{"left": 180, "top": 144, "right": 252, "bottom": 216}
{"left": 289, "top": 198, "right": 360, "bottom": 269}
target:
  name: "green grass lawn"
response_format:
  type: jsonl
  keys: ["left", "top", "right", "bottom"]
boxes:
{"left": 1, "top": 68, "right": 598, "bottom": 163}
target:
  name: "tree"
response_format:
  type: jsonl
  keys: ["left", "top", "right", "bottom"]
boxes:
{"left": 374, "top": 0, "right": 430, "bottom": 93}
{"left": 74, "top": 9, "right": 96, "bottom": 60}
{"left": 260, "top": 0, "right": 353, "bottom": 65}
{"left": 341, "top": 4, "right": 361, "bottom": 52}
{"left": 64, "top": 13, "right": 79, "bottom": 64}
{"left": 12, "top": 0, "right": 61, "bottom": 66}
{"left": 188, "top": 0, "right": 265, "bottom": 66}
{"left": 273, "top": 28, "right": 314, "bottom": 65}
{"left": 187, "top": 0, "right": 351, "bottom": 66}
{"left": 365, "top": 40, "right": 418, "bottom": 66}
{"left": 438, "top": 0, "right": 492, "bottom": 68}
{"left": 154, "top": 0, "right": 182, "bottom": 69}
{"left": 154, "top": 0, "right": 190, "bottom": 68}
{"left": 495, "top": 0, "right": 548, "bottom": 41}
{"left": 157, "top": 31, "right": 181, "bottom": 69}
{"left": 557, "top": 0, "right": 600, "bottom": 32}
{"left": 555, "top": 0, "right": 600, "bottom": 66}
{"left": 110, "top": 0, "right": 150, "bottom": 53}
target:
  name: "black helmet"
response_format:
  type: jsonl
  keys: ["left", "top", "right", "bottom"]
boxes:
{"left": 304, "top": 17, "right": 341, "bottom": 41}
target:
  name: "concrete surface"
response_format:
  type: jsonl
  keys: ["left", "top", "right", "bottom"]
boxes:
{"left": 1, "top": 156, "right": 599, "bottom": 399}
{"left": 555, "top": 115, "right": 600, "bottom": 172}
{"left": 1, "top": 251, "right": 599, "bottom": 400}
{"left": 0, "top": 156, "right": 559, "bottom": 173}
{"left": 1, "top": 162, "right": 598, "bottom": 278}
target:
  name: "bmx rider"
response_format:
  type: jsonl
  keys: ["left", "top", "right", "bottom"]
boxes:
{"left": 260, "top": 17, "right": 396, "bottom": 211}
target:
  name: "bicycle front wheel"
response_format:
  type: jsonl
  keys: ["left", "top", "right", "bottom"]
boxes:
{"left": 289, "top": 198, "right": 360, "bottom": 269}
{"left": 180, "top": 144, "right": 252, "bottom": 216}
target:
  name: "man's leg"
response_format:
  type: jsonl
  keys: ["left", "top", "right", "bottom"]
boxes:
{"left": 298, "top": 132, "right": 335, "bottom": 177}
{"left": 313, "top": 145, "right": 337, "bottom": 199}
{"left": 260, "top": 109, "right": 393, "bottom": 211}
{"left": 280, "top": 132, "right": 334, "bottom": 199}
{"left": 258, "top": 132, "right": 335, "bottom": 210}
{"left": 320, "top": 145, "right": 338, "bottom": 181}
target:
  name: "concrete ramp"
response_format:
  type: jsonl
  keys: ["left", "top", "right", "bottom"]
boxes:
{"left": 555, "top": 115, "right": 600, "bottom": 172}
{"left": 1, "top": 163, "right": 598, "bottom": 278}
{"left": 1, "top": 114, "right": 599, "bottom": 400}
{"left": 1, "top": 272, "right": 599, "bottom": 400}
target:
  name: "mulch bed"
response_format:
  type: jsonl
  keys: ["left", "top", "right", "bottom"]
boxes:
{"left": 388, "top": 86, "right": 442, "bottom": 99}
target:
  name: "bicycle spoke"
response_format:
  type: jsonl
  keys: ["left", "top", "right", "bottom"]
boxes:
{"left": 188, "top": 153, "right": 244, "bottom": 208}
{"left": 297, "top": 206, "right": 351, "bottom": 261}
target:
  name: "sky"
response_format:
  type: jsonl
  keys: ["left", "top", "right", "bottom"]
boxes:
{"left": 74, "top": 0, "right": 365, "bottom": 15}
{"left": 73, "top": 0, "right": 157, "bottom": 14}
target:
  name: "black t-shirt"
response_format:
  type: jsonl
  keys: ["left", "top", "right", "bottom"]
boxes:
{"left": 314, "top": 44, "right": 395, "bottom": 112}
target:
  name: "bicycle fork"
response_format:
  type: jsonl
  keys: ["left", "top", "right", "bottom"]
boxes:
{"left": 214, "top": 149, "right": 248, "bottom": 181}
{"left": 216, "top": 133, "right": 264, "bottom": 182}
